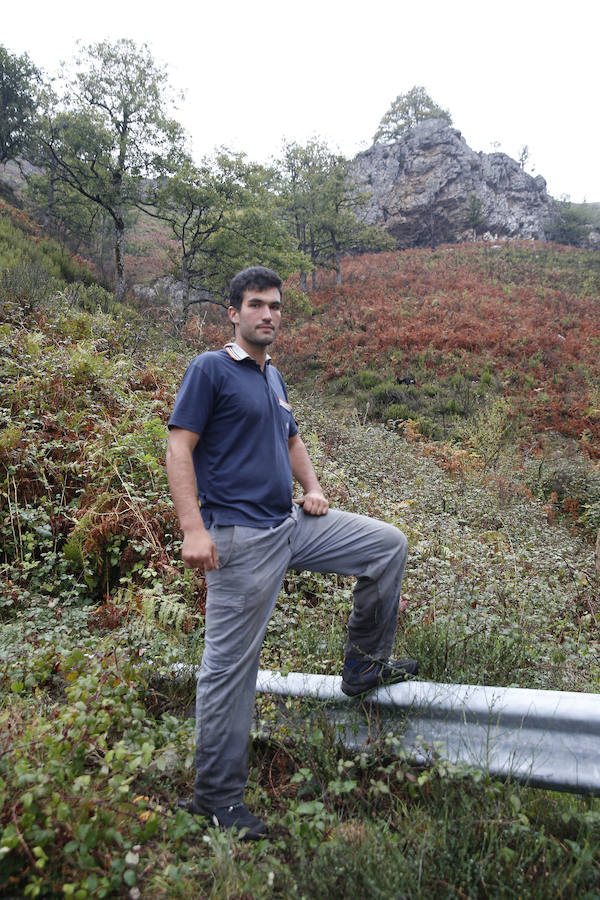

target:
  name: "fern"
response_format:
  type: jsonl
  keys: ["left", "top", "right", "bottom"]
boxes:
{"left": 140, "top": 590, "right": 191, "bottom": 633}
{"left": 63, "top": 511, "right": 97, "bottom": 591}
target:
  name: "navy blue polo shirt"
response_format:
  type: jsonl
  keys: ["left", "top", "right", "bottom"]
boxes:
{"left": 168, "top": 342, "right": 298, "bottom": 528}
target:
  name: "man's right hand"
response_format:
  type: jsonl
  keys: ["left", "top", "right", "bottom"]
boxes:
{"left": 181, "top": 528, "right": 219, "bottom": 572}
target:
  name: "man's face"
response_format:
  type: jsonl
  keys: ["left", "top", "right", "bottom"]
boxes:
{"left": 228, "top": 286, "right": 282, "bottom": 350}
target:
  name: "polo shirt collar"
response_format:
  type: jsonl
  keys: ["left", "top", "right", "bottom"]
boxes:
{"left": 224, "top": 342, "right": 271, "bottom": 364}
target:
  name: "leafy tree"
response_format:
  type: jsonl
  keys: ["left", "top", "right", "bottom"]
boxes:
{"left": 276, "top": 139, "right": 392, "bottom": 290}
{"left": 316, "top": 154, "right": 394, "bottom": 284}
{"left": 0, "top": 45, "right": 41, "bottom": 164}
{"left": 26, "top": 88, "right": 115, "bottom": 272}
{"left": 40, "top": 39, "right": 185, "bottom": 301}
{"left": 29, "top": 161, "right": 109, "bottom": 254}
{"left": 546, "top": 200, "right": 595, "bottom": 247}
{"left": 140, "top": 152, "right": 302, "bottom": 314}
{"left": 373, "top": 86, "right": 452, "bottom": 144}
{"left": 276, "top": 140, "right": 331, "bottom": 290}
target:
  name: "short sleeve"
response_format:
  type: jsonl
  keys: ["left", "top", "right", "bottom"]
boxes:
{"left": 168, "top": 355, "right": 216, "bottom": 435}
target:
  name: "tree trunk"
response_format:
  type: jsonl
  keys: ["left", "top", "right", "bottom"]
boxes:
{"left": 181, "top": 256, "right": 191, "bottom": 307}
{"left": 333, "top": 239, "right": 342, "bottom": 285}
{"left": 43, "top": 166, "right": 56, "bottom": 233}
{"left": 97, "top": 211, "right": 112, "bottom": 285}
{"left": 114, "top": 217, "right": 126, "bottom": 302}
{"left": 300, "top": 271, "right": 307, "bottom": 293}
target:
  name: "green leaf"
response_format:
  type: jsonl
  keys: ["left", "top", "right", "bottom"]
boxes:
{"left": 296, "top": 800, "right": 325, "bottom": 815}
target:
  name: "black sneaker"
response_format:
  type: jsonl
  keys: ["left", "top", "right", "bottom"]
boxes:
{"left": 341, "top": 656, "right": 418, "bottom": 697}
{"left": 178, "top": 799, "right": 267, "bottom": 840}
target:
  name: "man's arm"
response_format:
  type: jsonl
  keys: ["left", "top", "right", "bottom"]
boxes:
{"left": 288, "top": 433, "right": 329, "bottom": 516}
{"left": 166, "top": 427, "right": 218, "bottom": 571}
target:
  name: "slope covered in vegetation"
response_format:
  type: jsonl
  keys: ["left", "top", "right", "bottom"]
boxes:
{"left": 1, "top": 215, "right": 600, "bottom": 895}
{"left": 279, "top": 243, "right": 600, "bottom": 448}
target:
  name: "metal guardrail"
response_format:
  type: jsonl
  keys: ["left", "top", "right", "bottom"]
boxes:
{"left": 166, "top": 665, "right": 600, "bottom": 795}
{"left": 254, "top": 671, "right": 600, "bottom": 795}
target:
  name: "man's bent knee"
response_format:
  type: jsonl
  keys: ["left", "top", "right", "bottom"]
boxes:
{"left": 380, "top": 522, "right": 408, "bottom": 557}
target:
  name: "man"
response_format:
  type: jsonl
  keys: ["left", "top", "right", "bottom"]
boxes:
{"left": 166, "top": 265, "right": 417, "bottom": 840}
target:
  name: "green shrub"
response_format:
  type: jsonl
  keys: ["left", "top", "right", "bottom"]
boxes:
{"left": 330, "top": 375, "right": 353, "bottom": 395}
{"left": 358, "top": 369, "right": 381, "bottom": 389}
{"left": 0, "top": 647, "right": 196, "bottom": 898}
{"left": 546, "top": 201, "right": 597, "bottom": 246}
{"left": 455, "top": 396, "right": 514, "bottom": 469}
{"left": 284, "top": 284, "right": 313, "bottom": 317}
{"left": 0, "top": 208, "right": 92, "bottom": 285}
{"left": 0, "top": 260, "right": 59, "bottom": 309}
{"left": 531, "top": 450, "right": 600, "bottom": 534}
{"left": 384, "top": 402, "right": 411, "bottom": 421}
{"left": 368, "top": 379, "right": 405, "bottom": 413}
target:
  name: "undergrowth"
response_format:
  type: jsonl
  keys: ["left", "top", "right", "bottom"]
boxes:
{"left": 1, "top": 242, "right": 600, "bottom": 896}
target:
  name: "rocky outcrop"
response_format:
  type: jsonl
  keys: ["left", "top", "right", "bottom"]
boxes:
{"left": 350, "top": 119, "right": 559, "bottom": 247}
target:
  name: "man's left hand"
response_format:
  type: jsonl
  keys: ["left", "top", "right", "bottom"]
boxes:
{"left": 296, "top": 490, "right": 329, "bottom": 516}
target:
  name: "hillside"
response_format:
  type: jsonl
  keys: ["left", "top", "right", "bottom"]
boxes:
{"left": 1, "top": 207, "right": 600, "bottom": 895}
{"left": 278, "top": 243, "right": 600, "bottom": 448}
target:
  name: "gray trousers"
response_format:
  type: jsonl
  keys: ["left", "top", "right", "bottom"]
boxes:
{"left": 193, "top": 504, "right": 408, "bottom": 809}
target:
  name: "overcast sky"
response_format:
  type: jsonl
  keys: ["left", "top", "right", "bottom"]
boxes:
{"left": 3, "top": 0, "right": 598, "bottom": 202}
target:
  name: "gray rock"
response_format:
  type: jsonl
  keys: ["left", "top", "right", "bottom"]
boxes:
{"left": 586, "top": 229, "right": 600, "bottom": 250}
{"left": 349, "top": 119, "right": 559, "bottom": 247}
{"left": 131, "top": 275, "right": 214, "bottom": 310}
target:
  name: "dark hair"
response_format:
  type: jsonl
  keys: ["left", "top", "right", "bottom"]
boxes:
{"left": 228, "top": 266, "right": 282, "bottom": 309}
